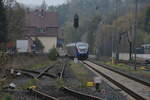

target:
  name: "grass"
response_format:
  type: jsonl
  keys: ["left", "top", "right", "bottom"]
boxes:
{"left": 0, "top": 78, "right": 10, "bottom": 90}
{"left": 22, "top": 79, "right": 38, "bottom": 89}
{"left": 27, "top": 60, "right": 57, "bottom": 70}
{"left": 106, "top": 62, "right": 133, "bottom": 71}
{"left": 29, "top": 63, "right": 48, "bottom": 70}
{"left": 56, "top": 78, "right": 64, "bottom": 88}
{"left": 104, "top": 61, "right": 150, "bottom": 78}
{"left": 69, "top": 61, "right": 94, "bottom": 87}
{"left": 0, "top": 78, "right": 6, "bottom": 88}
{"left": 0, "top": 93, "right": 14, "bottom": 100}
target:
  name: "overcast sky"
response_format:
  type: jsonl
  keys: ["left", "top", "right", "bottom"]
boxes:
{"left": 16, "top": 0, "right": 67, "bottom": 6}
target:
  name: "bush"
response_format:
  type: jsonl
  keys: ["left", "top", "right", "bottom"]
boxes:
{"left": 48, "top": 48, "right": 58, "bottom": 60}
{"left": 33, "top": 38, "right": 44, "bottom": 53}
{"left": 1, "top": 93, "right": 14, "bottom": 100}
{"left": 0, "top": 51, "right": 9, "bottom": 66}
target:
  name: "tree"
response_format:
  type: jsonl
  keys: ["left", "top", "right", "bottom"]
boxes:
{"left": 87, "top": 15, "right": 101, "bottom": 53}
{"left": 6, "top": 2, "right": 25, "bottom": 40}
{"left": 33, "top": 38, "right": 44, "bottom": 52}
{"left": 48, "top": 0, "right": 150, "bottom": 58}
{"left": 145, "top": 7, "right": 150, "bottom": 33}
{"left": 4, "top": 0, "right": 16, "bottom": 7}
{"left": 48, "top": 48, "right": 58, "bottom": 60}
{"left": 41, "top": 0, "right": 47, "bottom": 11}
{"left": 0, "top": 0, "right": 8, "bottom": 43}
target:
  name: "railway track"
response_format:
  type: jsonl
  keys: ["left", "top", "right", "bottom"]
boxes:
{"left": 21, "top": 71, "right": 35, "bottom": 78}
{"left": 16, "top": 69, "right": 57, "bottom": 78}
{"left": 25, "top": 64, "right": 60, "bottom": 100}
{"left": 5, "top": 64, "right": 59, "bottom": 100}
{"left": 9, "top": 59, "right": 105, "bottom": 100}
{"left": 28, "top": 88, "right": 58, "bottom": 100}
{"left": 35, "top": 66, "right": 54, "bottom": 79}
{"left": 58, "top": 60, "right": 104, "bottom": 100}
{"left": 82, "top": 60, "right": 150, "bottom": 100}
{"left": 61, "top": 86, "right": 103, "bottom": 100}
{"left": 59, "top": 62, "right": 66, "bottom": 79}
{"left": 88, "top": 60, "right": 150, "bottom": 87}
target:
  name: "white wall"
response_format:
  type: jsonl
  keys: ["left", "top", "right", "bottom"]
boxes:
{"left": 119, "top": 53, "right": 150, "bottom": 60}
{"left": 31, "top": 37, "right": 57, "bottom": 53}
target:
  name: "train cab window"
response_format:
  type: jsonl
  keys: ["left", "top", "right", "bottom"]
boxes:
{"left": 78, "top": 45, "right": 88, "bottom": 49}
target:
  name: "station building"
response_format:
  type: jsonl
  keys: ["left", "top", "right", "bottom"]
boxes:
{"left": 24, "top": 9, "right": 59, "bottom": 53}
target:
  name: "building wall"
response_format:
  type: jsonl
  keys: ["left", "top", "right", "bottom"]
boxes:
{"left": 31, "top": 37, "right": 57, "bottom": 53}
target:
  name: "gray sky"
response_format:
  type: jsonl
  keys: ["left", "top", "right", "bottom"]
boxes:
{"left": 16, "top": 0, "right": 67, "bottom": 6}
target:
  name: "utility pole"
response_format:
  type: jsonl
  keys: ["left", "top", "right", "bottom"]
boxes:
{"left": 112, "top": 29, "right": 115, "bottom": 64}
{"left": 128, "top": 6, "right": 133, "bottom": 61}
{"left": 112, "top": 0, "right": 118, "bottom": 64}
{"left": 133, "top": 0, "right": 138, "bottom": 70}
{"left": 61, "top": 29, "right": 64, "bottom": 48}
{"left": 115, "top": 0, "right": 120, "bottom": 63}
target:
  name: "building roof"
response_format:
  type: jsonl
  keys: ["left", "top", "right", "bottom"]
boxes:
{"left": 25, "top": 10, "right": 59, "bottom": 37}
{"left": 25, "top": 10, "right": 58, "bottom": 28}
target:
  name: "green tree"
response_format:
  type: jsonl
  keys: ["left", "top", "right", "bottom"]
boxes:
{"left": 0, "top": 0, "right": 8, "bottom": 43}
{"left": 48, "top": 48, "right": 58, "bottom": 60}
{"left": 33, "top": 38, "right": 44, "bottom": 52}
{"left": 145, "top": 7, "right": 150, "bottom": 33}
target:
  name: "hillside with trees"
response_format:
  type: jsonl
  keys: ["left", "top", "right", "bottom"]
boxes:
{"left": 48, "top": 0, "right": 150, "bottom": 57}
{"left": 0, "top": 0, "right": 26, "bottom": 50}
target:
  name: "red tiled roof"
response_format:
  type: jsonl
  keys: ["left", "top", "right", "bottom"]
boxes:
{"left": 25, "top": 34, "right": 57, "bottom": 37}
{"left": 25, "top": 27, "right": 58, "bottom": 37}
{"left": 25, "top": 10, "right": 59, "bottom": 37}
{"left": 25, "top": 11, "right": 58, "bottom": 28}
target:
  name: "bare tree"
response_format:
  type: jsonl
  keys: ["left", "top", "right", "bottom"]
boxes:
{"left": 6, "top": 1, "right": 25, "bottom": 40}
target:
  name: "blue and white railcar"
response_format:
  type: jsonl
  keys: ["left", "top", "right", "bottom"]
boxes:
{"left": 66, "top": 42, "right": 89, "bottom": 60}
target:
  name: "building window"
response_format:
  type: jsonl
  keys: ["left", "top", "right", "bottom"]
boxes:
{"left": 37, "top": 28, "right": 45, "bottom": 33}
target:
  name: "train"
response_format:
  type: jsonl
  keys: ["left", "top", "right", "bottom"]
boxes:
{"left": 65, "top": 42, "right": 89, "bottom": 60}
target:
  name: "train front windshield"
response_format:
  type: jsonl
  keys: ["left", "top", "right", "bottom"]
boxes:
{"left": 78, "top": 45, "right": 88, "bottom": 53}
